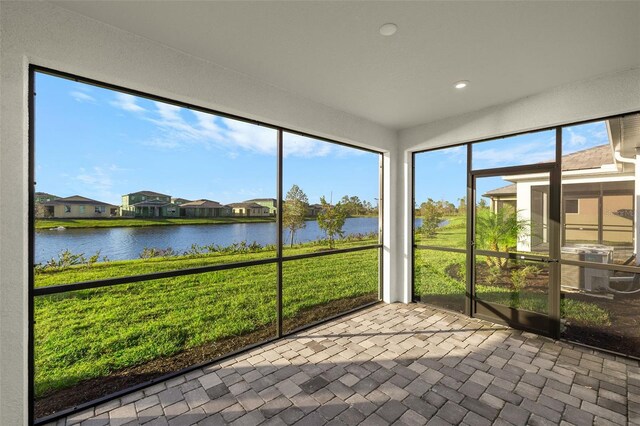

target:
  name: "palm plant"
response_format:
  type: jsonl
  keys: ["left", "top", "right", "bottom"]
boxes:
{"left": 475, "top": 208, "right": 528, "bottom": 270}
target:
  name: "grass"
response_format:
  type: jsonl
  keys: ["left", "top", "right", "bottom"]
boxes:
{"left": 35, "top": 216, "right": 275, "bottom": 229}
{"left": 414, "top": 214, "right": 612, "bottom": 322}
{"left": 415, "top": 214, "right": 466, "bottom": 248}
{"left": 34, "top": 239, "right": 379, "bottom": 398}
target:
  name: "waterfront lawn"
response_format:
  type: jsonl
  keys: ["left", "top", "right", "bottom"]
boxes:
{"left": 414, "top": 214, "right": 466, "bottom": 248}
{"left": 35, "top": 216, "right": 275, "bottom": 229}
{"left": 34, "top": 243, "right": 378, "bottom": 398}
{"left": 35, "top": 238, "right": 377, "bottom": 287}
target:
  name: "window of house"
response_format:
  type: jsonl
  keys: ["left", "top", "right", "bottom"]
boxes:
{"left": 79, "top": 206, "right": 85, "bottom": 214}
{"left": 565, "top": 199, "right": 579, "bottom": 214}
{"left": 64, "top": 205, "right": 70, "bottom": 213}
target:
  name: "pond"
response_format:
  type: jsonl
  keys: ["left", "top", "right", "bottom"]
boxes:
{"left": 35, "top": 217, "right": 399, "bottom": 263}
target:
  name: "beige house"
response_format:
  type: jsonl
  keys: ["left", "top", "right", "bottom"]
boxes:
{"left": 244, "top": 198, "right": 277, "bottom": 215}
{"left": 37, "top": 195, "right": 118, "bottom": 219}
{"left": 485, "top": 116, "right": 639, "bottom": 261}
{"left": 179, "top": 199, "right": 232, "bottom": 217}
{"left": 228, "top": 202, "right": 271, "bottom": 217}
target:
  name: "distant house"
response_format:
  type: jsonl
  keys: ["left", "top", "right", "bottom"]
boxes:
{"left": 35, "top": 192, "right": 59, "bottom": 203}
{"left": 228, "top": 202, "right": 271, "bottom": 217}
{"left": 244, "top": 198, "right": 277, "bottom": 215}
{"left": 307, "top": 203, "right": 324, "bottom": 217}
{"left": 171, "top": 197, "right": 191, "bottom": 206}
{"left": 37, "top": 195, "right": 117, "bottom": 218}
{"left": 179, "top": 199, "right": 231, "bottom": 217}
{"left": 121, "top": 190, "right": 178, "bottom": 217}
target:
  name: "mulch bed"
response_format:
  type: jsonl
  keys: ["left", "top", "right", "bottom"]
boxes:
{"left": 34, "top": 294, "right": 377, "bottom": 419}
{"left": 562, "top": 292, "right": 640, "bottom": 359}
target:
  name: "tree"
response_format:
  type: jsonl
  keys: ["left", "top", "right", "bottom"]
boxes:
{"left": 283, "top": 185, "right": 308, "bottom": 247}
{"left": 317, "top": 196, "right": 347, "bottom": 249}
{"left": 457, "top": 196, "right": 466, "bottom": 214}
{"left": 340, "top": 195, "right": 366, "bottom": 216}
{"left": 419, "top": 198, "right": 444, "bottom": 238}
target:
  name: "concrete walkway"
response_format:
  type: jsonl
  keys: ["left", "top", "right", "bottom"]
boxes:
{"left": 51, "top": 303, "right": 640, "bottom": 425}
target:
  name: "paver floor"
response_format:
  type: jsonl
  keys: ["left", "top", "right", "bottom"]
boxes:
{"left": 50, "top": 303, "right": 640, "bottom": 425}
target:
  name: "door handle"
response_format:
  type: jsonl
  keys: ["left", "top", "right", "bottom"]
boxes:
{"left": 516, "top": 255, "right": 557, "bottom": 263}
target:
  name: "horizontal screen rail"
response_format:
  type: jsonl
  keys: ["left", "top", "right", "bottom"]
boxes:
{"left": 33, "top": 245, "right": 382, "bottom": 297}
{"left": 560, "top": 258, "right": 640, "bottom": 274}
{"left": 470, "top": 162, "right": 554, "bottom": 177}
{"left": 475, "top": 250, "right": 555, "bottom": 263}
{"left": 414, "top": 245, "right": 466, "bottom": 254}
{"left": 33, "top": 257, "right": 279, "bottom": 296}
{"left": 282, "top": 244, "right": 382, "bottom": 262}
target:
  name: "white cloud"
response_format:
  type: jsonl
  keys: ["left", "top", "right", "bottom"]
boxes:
{"left": 73, "top": 164, "right": 124, "bottom": 204}
{"left": 111, "top": 93, "right": 146, "bottom": 113}
{"left": 70, "top": 91, "right": 96, "bottom": 103}
{"left": 566, "top": 127, "right": 587, "bottom": 148}
{"left": 473, "top": 139, "right": 555, "bottom": 168}
{"left": 113, "top": 95, "right": 359, "bottom": 159}
{"left": 282, "top": 132, "right": 333, "bottom": 158}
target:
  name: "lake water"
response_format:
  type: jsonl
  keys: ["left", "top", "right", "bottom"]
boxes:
{"left": 36, "top": 217, "right": 422, "bottom": 264}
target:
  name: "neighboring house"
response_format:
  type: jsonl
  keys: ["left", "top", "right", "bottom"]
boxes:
{"left": 37, "top": 195, "right": 118, "bottom": 218}
{"left": 121, "top": 191, "right": 178, "bottom": 217}
{"left": 35, "top": 192, "right": 59, "bottom": 203}
{"left": 484, "top": 115, "right": 639, "bottom": 260}
{"left": 307, "top": 203, "right": 324, "bottom": 216}
{"left": 244, "top": 198, "right": 277, "bottom": 215}
{"left": 228, "top": 202, "right": 271, "bottom": 217}
{"left": 171, "top": 197, "right": 191, "bottom": 206}
{"left": 179, "top": 199, "right": 231, "bottom": 217}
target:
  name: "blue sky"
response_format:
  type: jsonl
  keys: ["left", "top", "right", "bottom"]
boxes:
{"left": 35, "top": 72, "right": 380, "bottom": 206}
{"left": 414, "top": 121, "right": 609, "bottom": 206}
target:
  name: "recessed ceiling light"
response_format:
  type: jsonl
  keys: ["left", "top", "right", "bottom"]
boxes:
{"left": 455, "top": 80, "right": 469, "bottom": 89}
{"left": 379, "top": 23, "right": 398, "bottom": 36}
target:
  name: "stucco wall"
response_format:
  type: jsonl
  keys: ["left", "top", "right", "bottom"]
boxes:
{"left": 0, "top": 3, "right": 396, "bottom": 424}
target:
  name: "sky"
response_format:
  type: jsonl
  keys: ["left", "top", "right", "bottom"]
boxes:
{"left": 34, "top": 72, "right": 380, "bottom": 206}
{"left": 414, "top": 121, "right": 610, "bottom": 206}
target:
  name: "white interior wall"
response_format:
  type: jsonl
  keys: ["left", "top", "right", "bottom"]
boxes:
{"left": 0, "top": 3, "right": 397, "bottom": 425}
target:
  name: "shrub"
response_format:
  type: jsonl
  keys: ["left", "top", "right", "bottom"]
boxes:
{"left": 139, "top": 247, "right": 177, "bottom": 258}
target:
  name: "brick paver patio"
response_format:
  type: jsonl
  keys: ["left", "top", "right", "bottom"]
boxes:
{"left": 49, "top": 303, "right": 640, "bottom": 425}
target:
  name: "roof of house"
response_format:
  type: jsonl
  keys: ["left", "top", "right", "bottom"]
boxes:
{"left": 35, "top": 192, "right": 58, "bottom": 199}
{"left": 44, "top": 195, "right": 116, "bottom": 207}
{"left": 180, "top": 199, "right": 225, "bottom": 208}
{"left": 483, "top": 184, "right": 517, "bottom": 197}
{"left": 245, "top": 198, "right": 277, "bottom": 204}
{"left": 561, "top": 144, "right": 613, "bottom": 171}
{"left": 171, "top": 198, "right": 192, "bottom": 203}
{"left": 130, "top": 200, "right": 175, "bottom": 207}
{"left": 228, "top": 202, "right": 265, "bottom": 209}
{"left": 486, "top": 145, "right": 615, "bottom": 198}
{"left": 125, "top": 190, "right": 170, "bottom": 197}
{"left": 309, "top": 203, "right": 323, "bottom": 209}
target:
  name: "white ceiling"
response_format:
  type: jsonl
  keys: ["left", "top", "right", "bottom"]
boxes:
{"left": 53, "top": 1, "right": 640, "bottom": 130}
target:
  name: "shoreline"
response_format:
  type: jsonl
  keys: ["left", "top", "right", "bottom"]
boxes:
{"left": 35, "top": 215, "right": 379, "bottom": 230}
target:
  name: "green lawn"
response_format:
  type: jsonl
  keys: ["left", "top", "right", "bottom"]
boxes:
{"left": 35, "top": 216, "right": 275, "bottom": 229}
{"left": 34, "top": 240, "right": 379, "bottom": 398}
{"left": 415, "top": 215, "right": 466, "bottom": 248}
